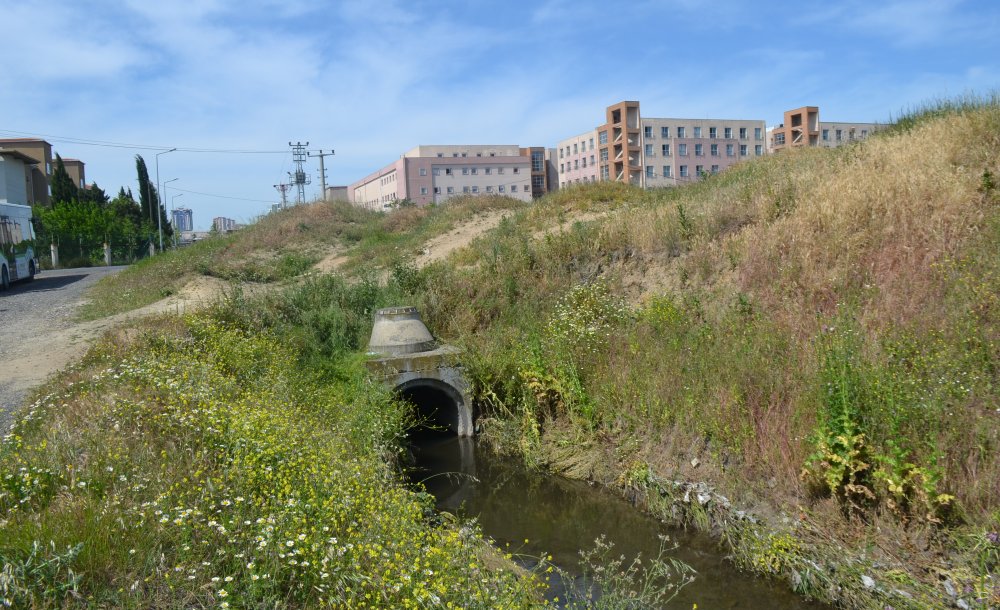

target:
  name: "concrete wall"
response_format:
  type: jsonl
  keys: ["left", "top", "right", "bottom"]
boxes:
{"left": 0, "top": 155, "right": 29, "bottom": 204}
{"left": 63, "top": 159, "right": 86, "bottom": 189}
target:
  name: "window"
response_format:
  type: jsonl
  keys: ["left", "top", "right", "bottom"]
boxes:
{"left": 573, "top": 143, "right": 578, "bottom": 154}
{"left": 644, "top": 126, "right": 652, "bottom": 138}
{"left": 836, "top": 129, "right": 842, "bottom": 141}
{"left": 471, "top": 168, "right": 478, "bottom": 175}
{"left": 532, "top": 175, "right": 545, "bottom": 189}
{"left": 511, "top": 185, "right": 518, "bottom": 192}
{"left": 560, "top": 163, "right": 564, "bottom": 172}
{"left": 445, "top": 168, "right": 453, "bottom": 175}
{"left": 739, "top": 127, "right": 747, "bottom": 139}
{"left": 680, "top": 165, "right": 688, "bottom": 177}
{"left": 695, "top": 144, "right": 704, "bottom": 156}
{"left": 485, "top": 167, "right": 492, "bottom": 175}
{"left": 600, "top": 149, "right": 608, "bottom": 162}
{"left": 589, "top": 138, "right": 594, "bottom": 149}
{"left": 754, "top": 127, "right": 762, "bottom": 140}
{"left": 432, "top": 168, "right": 440, "bottom": 176}
{"left": 462, "top": 168, "right": 469, "bottom": 175}
{"left": 724, "top": 127, "right": 732, "bottom": 139}
{"left": 437, "top": 153, "right": 444, "bottom": 158}
{"left": 486, "top": 186, "right": 493, "bottom": 192}
{"left": 711, "top": 164, "right": 719, "bottom": 173}
{"left": 822, "top": 129, "right": 829, "bottom": 141}
{"left": 861, "top": 129, "right": 868, "bottom": 138}
{"left": 420, "top": 187, "right": 428, "bottom": 195}
{"left": 461, "top": 153, "right": 467, "bottom": 157}
{"left": 709, "top": 127, "right": 717, "bottom": 138}
{"left": 740, "top": 144, "right": 748, "bottom": 156}
{"left": 726, "top": 144, "right": 734, "bottom": 157}
{"left": 601, "top": 165, "right": 609, "bottom": 180}
{"left": 677, "top": 126, "right": 686, "bottom": 138}
{"left": 513, "top": 167, "right": 520, "bottom": 174}
{"left": 661, "top": 126, "right": 669, "bottom": 138}
{"left": 453, "top": 153, "right": 459, "bottom": 157}
{"left": 590, "top": 154, "right": 595, "bottom": 165}
{"left": 419, "top": 168, "right": 427, "bottom": 176}
{"left": 574, "top": 159, "right": 579, "bottom": 169}
{"left": 678, "top": 143, "right": 687, "bottom": 156}
{"left": 559, "top": 148, "right": 564, "bottom": 158}
{"left": 662, "top": 165, "right": 671, "bottom": 178}
{"left": 662, "top": 144, "right": 671, "bottom": 156}
{"left": 498, "top": 167, "right": 505, "bottom": 174}
{"left": 476, "top": 153, "right": 482, "bottom": 157}
{"left": 599, "top": 131, "right": 608, "bottom": 145}
{"left": 433, "top": 186, "right": 440, "bottom": 194}
{"left": 447, "top": 186, "right": 454, "bottom": 194}
{"left": 645, "top": 144, "right": 653, "bottom": 156}
{"left": 774, "top": 133, "right": 785, "bottom": 145}
{"left": 710, "top": 144, "right": 719, "bottom": 156}
{"left": 693, "top": 126, "right": 702, "bottom": 138}
{"left": 531, "top": 151, "right": 543, "bottom": 171}
{"left": 498, "top": 185, "right": 505, "bottom": 192}
{"left": 696, "top": 165, "right": 704, "bottom": 175}
{"left": 471, "top": 186, "right": 479, "bottom": 193}
{"left": 755, "top": 145, "right": 763, "bottom": 156}
{"left": 646, "top": 166, "right": 654, "bottom": 178}
{"left": 463, "top": 186, "right": 470, "bottom": 193}
{"left": 582, "top": 157, "right": 587, "bottom": 168}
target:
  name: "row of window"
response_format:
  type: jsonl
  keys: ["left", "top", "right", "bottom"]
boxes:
{"left": 559, "top": 138, "right": 596, "bottom": 158}
{"left": 418, "top": 166, "right": 522, "bottom": 177}
{"left": 821, "top": 128, "right": 867, "bottom": 142}
{"left": 434, "top": 151, "right": 506, "bottom": 158}
{"left": 560, "top": 175, "right": 600, "bottom": 188}
{"left": 644, "top": 125, "right": 763, "bottom": 140}
{"left": 644, "top": 143, "right": 764, "bottom": 157}
{"left": 419, "top": 184, "right": 525, "bottom": 195}
{"left": 648, "top": 164, "right": 719, "bottom": 179}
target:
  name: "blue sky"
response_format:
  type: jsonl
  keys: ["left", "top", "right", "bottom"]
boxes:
{"left": 1, "top": 0, "right": 997, "bottom": 229}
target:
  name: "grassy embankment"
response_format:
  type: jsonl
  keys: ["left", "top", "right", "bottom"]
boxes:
{"left": 6, "top": 97, "right": 999, "bottom": 608}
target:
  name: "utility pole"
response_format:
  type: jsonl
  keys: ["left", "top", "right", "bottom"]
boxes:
{"left": 273, "top": 183, "right": 290, "bottom": 209}
{"left": 289, "top": 141, "right": 310, "bottom": 205}
{"left": 308, "top": 149, "right": 335, "bottom": 201}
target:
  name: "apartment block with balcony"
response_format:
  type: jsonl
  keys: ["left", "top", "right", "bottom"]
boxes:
{"left": 0, "top": 138, "right": 53, "bottom": 205}
{"left": 172, "top": 207, "right": 193, "bottom": 232}
{"left": 349, "top": 144, "right": 543, "bottom": 210}
{"left": 556, "top": 101, "right": 766, "bottom": 188}
{"left": 769, "top": 106, "right": 880, "bottom": 152}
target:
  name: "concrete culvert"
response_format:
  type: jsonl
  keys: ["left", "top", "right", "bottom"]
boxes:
{"left": 396, "top": 379, "right": 466, "bottom": 436}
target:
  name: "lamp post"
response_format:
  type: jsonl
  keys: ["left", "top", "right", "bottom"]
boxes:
{"left": 155, "top": 147, "right": 177, "bottom": 253}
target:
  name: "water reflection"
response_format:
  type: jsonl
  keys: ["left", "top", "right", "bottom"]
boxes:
{"left": 407, "top": 435, "right": 824, "bottom": 609}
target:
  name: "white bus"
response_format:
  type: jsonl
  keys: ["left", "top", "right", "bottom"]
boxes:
{"left": 0, "top": 202, "right": 39, "bottom": 290}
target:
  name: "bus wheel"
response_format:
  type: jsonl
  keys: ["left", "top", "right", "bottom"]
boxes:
{"left": 27, "top": 261, "right": 35, "bottom": 281}
{"left": 1, "top": 265, "right": 8, "bottom": 290}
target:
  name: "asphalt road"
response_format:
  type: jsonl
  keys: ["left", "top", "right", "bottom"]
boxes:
{"left": 0, "top": 266, "right": 126, "bottom": 429}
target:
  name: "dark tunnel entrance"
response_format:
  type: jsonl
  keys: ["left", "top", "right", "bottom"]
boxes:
{"left": 396, "top": 379, "right": 464, "bottom": 437}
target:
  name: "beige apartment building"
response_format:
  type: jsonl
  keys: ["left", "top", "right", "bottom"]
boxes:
{"left": 62, "top": 158, "right": 86, "bottom": 189}
{"left": 769, "top": 106, "right": 880, "bottom": 152}
{"left": 556, "top": 100, "right": 766, "bottom": 188}
{"left": 349, "top": 144, "right": 552, "bottom": 209}
{"left": 0, "top": 138, "right": 53, "bottom": 205}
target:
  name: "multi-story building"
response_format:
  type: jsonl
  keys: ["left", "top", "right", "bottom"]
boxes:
{"left": 213, "top": 216, "right": 237, "bottom": 233}
{"left": 769, "top": 106, "right": 880, "bottom": 152}
{"left": 0, "top": 149, "right": 38, "bottom": 205}
{"left": 62, "top": 158, "right": 86, "bottom": 190}
{"left": 172, "top": 207, "right": 193, "bottom": 232}
{"left": 0, "top": 138, "right": 53, "bottom": 205}
{"left": 556, "top": 101, "right": 766, "bottom": 189}
{"left": 349, "top": 144, "right": 546, "bottom": 209}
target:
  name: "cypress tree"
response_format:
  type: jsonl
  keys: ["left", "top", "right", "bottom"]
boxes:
{"left": 50, "top": 154, "right": 78, "bottom": 206}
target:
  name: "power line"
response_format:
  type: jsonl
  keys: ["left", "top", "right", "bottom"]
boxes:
{"left": 170, "top": 186, "right": 277, "bottom": 203}
{"left": 0, "top": 129, "right": 287, "bottom": 154}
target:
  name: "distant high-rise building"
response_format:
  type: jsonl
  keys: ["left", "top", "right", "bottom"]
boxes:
{"left": 172, "top": 207, "right": 193, "bottom": 232}
{"left": 213, "top": 216, "right": 237, "bottom": 233}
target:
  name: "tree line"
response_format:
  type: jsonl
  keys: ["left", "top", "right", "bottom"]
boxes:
{"left": 33, "top": 154, "right": 174, "bottom": 263}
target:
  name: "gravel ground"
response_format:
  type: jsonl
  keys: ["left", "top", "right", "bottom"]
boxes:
{"left": 0, "top": 266, "right": 126, "bottom": 429}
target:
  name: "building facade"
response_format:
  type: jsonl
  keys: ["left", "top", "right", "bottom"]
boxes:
{"left": 0, "top": 138, "right": 53, "bottom": 205}
{"left": 172, "top": 207, "right": 193, "bottom": 232}
{"left": 556, "top": 101, "right": 766, "bottom": 189}
{"left": 769, "top": 106, "right": 880, "bottom": 152}
{"left": 0, "top": 150, "right": 37, "bottom": 205}
{"left": 349, "top": 145, "right": 544, "bottom": 209}
{"left": 62, "top": 158, "right": 86, "bottom": 190}
{"left": 213, "top": 217, "right": 237, "bottom": 233}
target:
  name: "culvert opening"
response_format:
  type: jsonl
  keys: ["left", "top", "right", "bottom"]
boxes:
{"left": 397, "top": 380, "right": 463, "bottom": 438}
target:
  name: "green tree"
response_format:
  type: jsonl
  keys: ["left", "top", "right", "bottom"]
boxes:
{"left": 50, "top": 154, "right": 78, "bottom": 206}
{"left": 135, "top": 155, "right": 159, "bottom": 225}
{"left": 78, "top": 182, "right": 110, "bottom": 206}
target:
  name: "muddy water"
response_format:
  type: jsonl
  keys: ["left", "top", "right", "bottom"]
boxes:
{"left": 408, "top": 435, "right": 825, "bottom": 609}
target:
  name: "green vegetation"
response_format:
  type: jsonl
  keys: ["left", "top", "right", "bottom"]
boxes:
{"left": 6, "top": 96, "right": 1000, "bottom": 608}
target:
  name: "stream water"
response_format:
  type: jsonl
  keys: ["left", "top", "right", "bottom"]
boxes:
{"left": 408, "top": 434, "right": 826, "bottom": 609}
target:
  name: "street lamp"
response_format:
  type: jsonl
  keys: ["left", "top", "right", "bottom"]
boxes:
{"left": 155, "top": 147, "right": 177, "bottom": 253}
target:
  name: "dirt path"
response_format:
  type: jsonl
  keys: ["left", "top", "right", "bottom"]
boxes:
{"left": 413, "top": 209, "right": 512, "bottom": 267}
